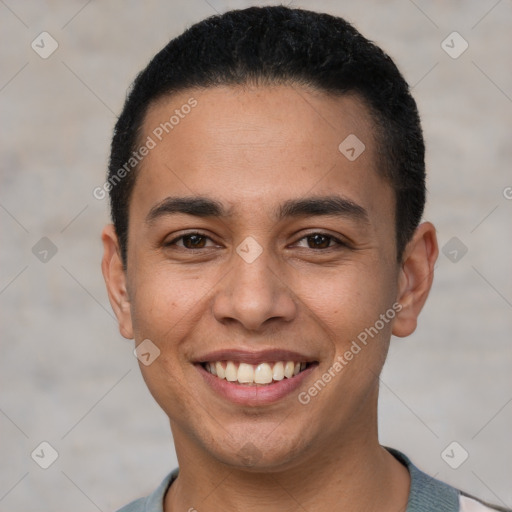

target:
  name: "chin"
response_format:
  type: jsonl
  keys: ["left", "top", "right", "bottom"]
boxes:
{"left": 203, "top": 428, "right": 312, "bottom": 473}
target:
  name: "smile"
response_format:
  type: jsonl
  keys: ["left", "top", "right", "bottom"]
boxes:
{"left": 202, "top": 361, "right": 310, "bottom": 385}
{"left": 194, "top": 349, "right": 318, "bottom": 405}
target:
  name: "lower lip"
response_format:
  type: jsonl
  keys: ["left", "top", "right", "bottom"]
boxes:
{"left": 196, "top": 364, "right": 317, "bottom": 406}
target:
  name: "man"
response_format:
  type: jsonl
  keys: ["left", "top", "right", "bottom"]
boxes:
{"left": 101, "top": 6, "right": 509, "bottom": 511}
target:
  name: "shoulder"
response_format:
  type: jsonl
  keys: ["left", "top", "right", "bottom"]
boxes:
{"left": 115, "top": 497, "right": 146, "bottom": 512}
{"left": 113, "top": 469, "right": 178, "bottom": 512}
{"left": 386, "top": 448, "right": 511, "bottom": 512}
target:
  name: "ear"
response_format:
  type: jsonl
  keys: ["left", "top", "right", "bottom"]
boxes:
{"left": 392, "top": 222, "right": 438, "bottom": 338}
{"left": 101, "top": 224, "right": 134, "bottom": 339}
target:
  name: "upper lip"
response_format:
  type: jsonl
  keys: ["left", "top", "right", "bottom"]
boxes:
{"left": 194, "top": 349, "right": 316, "bottom": 365}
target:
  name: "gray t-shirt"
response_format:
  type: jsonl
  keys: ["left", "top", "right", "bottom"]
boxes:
{"left": 115, "top": 448, "right": 509, "bottom": 512}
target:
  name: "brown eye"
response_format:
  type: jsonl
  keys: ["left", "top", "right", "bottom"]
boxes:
{"left": 165, "top": 232, "right": 214, "bottom": 249}
{"left": 181, "top": 234, "right": 207, "bottom": 248}
{"left": 293, "top": 232, "right": 346, "bottom": 250}
{"left": 307, "top": 234, "right": 331, "bottom": 249}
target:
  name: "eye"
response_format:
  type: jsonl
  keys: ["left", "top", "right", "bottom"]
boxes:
{"left": 164, "top": 232, "right": 346, "bottom": 251}
{"left": 165, "top": 232, "right": 216, "bottom": 249}
{"left": 295, "top": 233, "right": 345, "bottom": 250}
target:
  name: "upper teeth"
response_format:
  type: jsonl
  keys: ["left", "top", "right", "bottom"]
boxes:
{"left": 205, "top": 361, "right": 307, "bottom": 385}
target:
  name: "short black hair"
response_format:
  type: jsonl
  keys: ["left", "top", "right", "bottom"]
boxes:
{"left": 108, "top": 5, "right": 425, "bottom": 266}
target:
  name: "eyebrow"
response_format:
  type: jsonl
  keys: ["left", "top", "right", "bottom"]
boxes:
{"left": 145, "top": 195, "right": 369, "bottom": 224}
{"left": 277, "top": 196, "right": 369, "bottom": 223}
{"left": 146, "top": 196, "right": 230, "bottom": 224}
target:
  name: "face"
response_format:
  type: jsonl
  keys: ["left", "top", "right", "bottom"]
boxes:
{"left": 102, "top": 85, "right": 437, "bottom": 471}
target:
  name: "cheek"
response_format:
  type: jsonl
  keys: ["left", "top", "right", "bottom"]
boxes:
{"left": 128, "top": 268, "right": 203, "bottom": 418}
{"left": 296, "top": 261, "right": 396, "bottom": 344}
{"left": 128, "top": 264, "right": 206, "bottom": 340}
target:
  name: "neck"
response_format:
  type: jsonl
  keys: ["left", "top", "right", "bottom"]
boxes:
{"left": 165, "top": 420, "right": 409, "bottom": 511}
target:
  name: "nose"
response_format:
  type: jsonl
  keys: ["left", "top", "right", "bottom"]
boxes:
{"left": 212, "top": 245, "right": 297, "bottom": 332}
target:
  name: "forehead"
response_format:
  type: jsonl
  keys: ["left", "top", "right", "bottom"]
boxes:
{"left": 143, "top": 85, "right": 376, "bottom": 163}
{"left": 131, "top": 85, "right": 393, "bottom": 228}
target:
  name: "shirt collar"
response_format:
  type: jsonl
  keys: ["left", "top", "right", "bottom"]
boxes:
{"left": 387, "top": 447, "right": 459, "bottom": 512}
{"left": 141, "top": 448, "right": 460, "bottom": 512}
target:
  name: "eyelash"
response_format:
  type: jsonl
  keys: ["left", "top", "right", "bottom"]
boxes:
{"left": 164, "top": 231, "right": 347, "bottom": 250}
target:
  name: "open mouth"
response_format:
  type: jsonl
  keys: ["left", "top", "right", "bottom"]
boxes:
{"left": 200, "top": 360, "right": 314, "bottom": 386}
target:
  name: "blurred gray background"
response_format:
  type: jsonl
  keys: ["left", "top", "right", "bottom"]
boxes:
{"left": 1, "top": 1, "right": 511, "bottom": 510}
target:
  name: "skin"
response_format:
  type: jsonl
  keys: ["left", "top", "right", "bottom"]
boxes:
{"left": 102, "top": 85, "right": 438, "bottom": 511}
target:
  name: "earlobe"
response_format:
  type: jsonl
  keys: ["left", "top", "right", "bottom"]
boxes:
{"left": 101, "top": 224, "right": 134, "bottom": 339}
{"left": 392, "top": 222, "right": 439, "bottom": 338}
